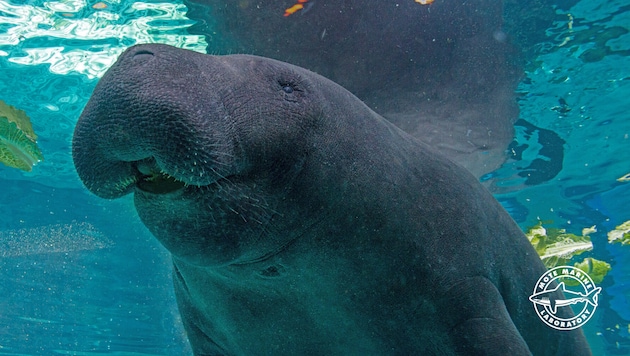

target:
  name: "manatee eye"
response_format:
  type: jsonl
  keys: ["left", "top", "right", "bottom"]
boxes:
{"left": 278, "top": 79, "right": 300, "bottom": 94}
{"left": 278, "top": 80, "right": 301, "bottom": 102}
{"left": 278, "top": 80, "right": 299, "bottom": 94}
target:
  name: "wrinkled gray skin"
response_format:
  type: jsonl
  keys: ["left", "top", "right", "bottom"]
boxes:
{"left": 73, "top": 44, "right": 590, "bottom": 355}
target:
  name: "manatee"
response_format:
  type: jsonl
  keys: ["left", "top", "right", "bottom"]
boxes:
{"left": 184, "top": 0, "right": 520, "bottom": 177}
{"left": 72, "top": 44, "right": 590, "bottom": 355}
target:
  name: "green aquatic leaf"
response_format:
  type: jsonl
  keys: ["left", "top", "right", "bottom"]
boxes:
{"left": 608, "top": 220, "right": 630, "bottom": 245}
{"left": 573, "top": 258, "right": 611, "bottom": 285}
{"left": 526, "top": 222, "right": 594, "bottom": 269}
{"left": 527, "top": 222, "right": 611, "bottom": 284}
{"left": 0, "top": 100, "right": 44, "bottom": 171}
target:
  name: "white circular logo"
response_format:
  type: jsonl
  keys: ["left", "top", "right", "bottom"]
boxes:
{"left": 529, "top": 266, "right": 601, "bottom": 330}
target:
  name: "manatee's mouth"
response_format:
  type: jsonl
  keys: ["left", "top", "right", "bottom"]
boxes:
{"left": 132, "top": 158, "right": 187, "bottom": 194}
{"left": 136, "top": 171, "right": 186, "bottom": 194}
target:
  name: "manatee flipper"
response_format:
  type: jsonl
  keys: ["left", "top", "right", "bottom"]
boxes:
{"left": 441, "top": 277, "right": 531, "bottom": 355}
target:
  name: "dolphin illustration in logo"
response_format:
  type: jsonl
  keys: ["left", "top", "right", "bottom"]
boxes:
{"left": 529, "top": 282, "right": 602, "bottom": 314}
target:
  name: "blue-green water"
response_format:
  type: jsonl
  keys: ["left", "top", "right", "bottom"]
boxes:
{"left": 0, "top": 0, "right": 628, "bottom": 354}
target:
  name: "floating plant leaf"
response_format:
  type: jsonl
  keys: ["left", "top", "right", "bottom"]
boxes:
{"left": 526, "top": 222, "right": 611, "bottom": 284}
{"left": 0, "top": 100, "right": 44, "bottom": 171}
{"left": 526, "top": 222, "right": 594, "bottom": 268}
{"left": 573, "top": 258, "right": 611, "bottom": 285}
{"left": 608, "top": 220, "right": 630, "bottom": 245}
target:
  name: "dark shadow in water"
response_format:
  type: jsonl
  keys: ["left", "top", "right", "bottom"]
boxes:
{"left": 184, "top": 0, "right": 522, "bottom": 178}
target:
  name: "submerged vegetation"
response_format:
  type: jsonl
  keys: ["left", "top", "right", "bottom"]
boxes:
{"left": 608, "top": 221, "right": 630, "bottom": 245}
{"left": 526, "top": 222, "right": 612, "bottom": 284}
{"left": 0, "top": 100, "right": 44, "bottom": 171}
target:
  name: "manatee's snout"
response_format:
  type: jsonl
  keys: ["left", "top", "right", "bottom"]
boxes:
{"left": 72, "top": 44, "right": 239, "bottom": 199}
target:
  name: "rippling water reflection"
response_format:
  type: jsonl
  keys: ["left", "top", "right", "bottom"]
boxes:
{"left": 0, "top": 0, "right": 207, "bottom": 78}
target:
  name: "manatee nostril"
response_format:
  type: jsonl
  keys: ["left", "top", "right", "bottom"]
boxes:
{"left": 133, "top": 49, "right": 154, "bottom": 61}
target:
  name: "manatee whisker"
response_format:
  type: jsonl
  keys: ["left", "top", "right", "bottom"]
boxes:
{"left": 209, "top": 166, "right": 231, "bottom": 182}
{"left": 228, "top": 207, "right": 248, "bottom": 222}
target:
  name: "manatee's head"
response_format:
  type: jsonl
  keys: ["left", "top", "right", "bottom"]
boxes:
{"left": 73, "top": 44, "right": 338, "bottom": 266}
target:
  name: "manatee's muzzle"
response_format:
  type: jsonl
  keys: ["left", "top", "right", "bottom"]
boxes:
{"left": 72, "top": 44, "right": 244, "bottom": 199}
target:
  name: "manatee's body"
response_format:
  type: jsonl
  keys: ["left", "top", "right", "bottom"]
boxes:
{"left": 185, "top": 0, "right": 520, "bottom": 177}
{"left": 72, "top": 44, "right": 590, "bottom": 355}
